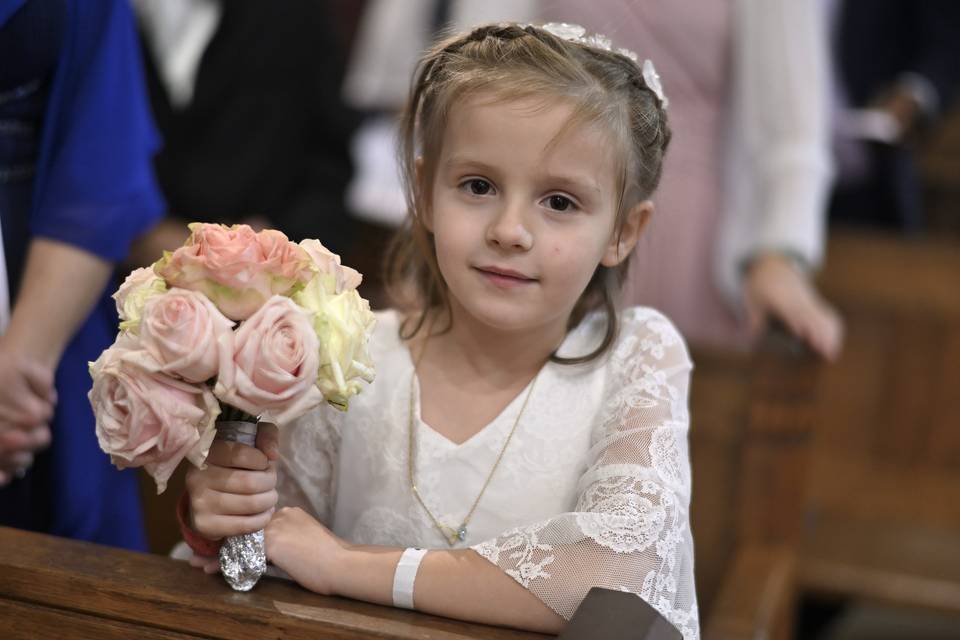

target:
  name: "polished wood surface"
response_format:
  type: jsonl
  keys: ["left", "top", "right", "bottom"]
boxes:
{"left": 0, "top": 526, "right": 550, "bottom": 640}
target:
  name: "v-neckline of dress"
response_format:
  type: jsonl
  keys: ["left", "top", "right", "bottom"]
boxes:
{"left": 393, "top": 308, "right": 595, "bottom": 449}
{"left": 406, "top": 353, "right": 539, "bottom": 449}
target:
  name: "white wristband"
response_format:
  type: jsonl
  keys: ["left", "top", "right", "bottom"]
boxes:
{"left": 392, "top": 547, "right": 428, "bottom": 609}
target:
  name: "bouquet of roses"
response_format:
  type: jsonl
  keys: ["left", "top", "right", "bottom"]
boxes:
{"left": 88, "top": 223, "right": 376, "bottom": 494}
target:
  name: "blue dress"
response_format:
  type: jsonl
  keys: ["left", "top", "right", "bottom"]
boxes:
{"left": 0, "top": 0, "right": 165, "bottom": 550}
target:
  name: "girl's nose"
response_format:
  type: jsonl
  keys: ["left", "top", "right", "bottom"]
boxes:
{"left": 486, "top": 201, "right": 533, "bottom": 251}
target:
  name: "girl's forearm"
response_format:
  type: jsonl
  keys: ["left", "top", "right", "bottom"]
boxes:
{"left": 335, "top": 545, "right": 565, "bottom": 634}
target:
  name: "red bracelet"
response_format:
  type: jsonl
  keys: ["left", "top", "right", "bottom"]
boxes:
{"left": 176, "top": 491, "right": 223, "bottom": 557}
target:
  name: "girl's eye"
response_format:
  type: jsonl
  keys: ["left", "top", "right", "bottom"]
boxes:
{"left": 544, "top": 194, "right": 575, "bottom": 212}
{"left": 463, "top": 179, "right": 493, "bottom": 196}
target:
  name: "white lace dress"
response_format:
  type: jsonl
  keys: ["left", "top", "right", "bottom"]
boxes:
{"left": 278, "top": 307, "right": 699, "bottom": 639}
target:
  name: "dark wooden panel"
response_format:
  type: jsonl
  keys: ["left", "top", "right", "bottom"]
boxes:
{"left": 0, "top": 599, "right": 201, "bottom": 640}
{"left": 0, "top": 526, "right": 549, "bottom": 640}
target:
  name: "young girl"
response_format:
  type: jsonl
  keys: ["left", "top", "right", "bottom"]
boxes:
{"left": 181, "top": 23, "right": 698, "bottom": 638}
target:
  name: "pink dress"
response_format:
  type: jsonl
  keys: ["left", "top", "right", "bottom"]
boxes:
{"left": 542, "top": 0, "right": 746, "bottom": 348}
{"left": 542, "top": 0, "right": 834, "bottom": 353}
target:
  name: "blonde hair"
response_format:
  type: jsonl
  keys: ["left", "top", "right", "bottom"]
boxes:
{"left": 384, "top": 23, "right": 671, "bottom": 363}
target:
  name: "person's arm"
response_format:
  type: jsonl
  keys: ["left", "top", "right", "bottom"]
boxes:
{"left": 0, "top": 239, "right": 113, "bottom": 483}
{"left": 264, "top": 310, "right": 698, "bottom": 637}
{"left": 718, "top": 0, "right": 842, "bottom": 359}
{"left": 1, "top": 0, "right": 166, "bottom": 482}
{"left": 5, "top": 239, "right": 112, "bottom": 370}
{"left": 725, "top": 0, "right": 832, "bottom": 278}
{"left": 264, "top": 510, "right": 565, "bottom": 633}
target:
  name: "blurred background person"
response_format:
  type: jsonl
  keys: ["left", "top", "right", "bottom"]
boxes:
{"left": 131, "top": 0, "right": 359, "bottom": 262}
{"left": 540, "top": 0, "right": 842, "bottom": 359}
{"left": 828, "top": 0, "right": 960, "bottom": 232}
{"left": 0, "top": 0, "right": 164, "bottom": 550}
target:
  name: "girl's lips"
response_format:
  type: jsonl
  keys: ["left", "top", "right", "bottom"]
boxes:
{"left": 474, "top": 266, "right": 537, "bottom": 287}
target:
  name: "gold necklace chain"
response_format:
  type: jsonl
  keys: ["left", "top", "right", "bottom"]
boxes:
{"left": 407, "top": 347, "right": 540, "bottom": 547}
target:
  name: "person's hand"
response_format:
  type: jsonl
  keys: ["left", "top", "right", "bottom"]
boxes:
{"left": 184, "top": 423, "right": 280, "bottom": 540}
{"left": 744, "top": 253, "right": 844, "bottom": 361}
{"left": 872, "top": 84, "right": 924, "bottom": 143}
{"left": 0, "top": 428, "right": 51, "bottom": 486}
{"left": 0, "top": 338, "right": 57, "bottom": 485}
{"left": 265, "top": 506, "right": 351, "bottom": 595}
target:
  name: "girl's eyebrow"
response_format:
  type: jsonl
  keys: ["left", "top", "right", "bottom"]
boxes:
{"left": 443, "top": 157, "right": 498, "bottom": 174}
{"left": 544, "top": 173, "right": 601, "bottom": 197}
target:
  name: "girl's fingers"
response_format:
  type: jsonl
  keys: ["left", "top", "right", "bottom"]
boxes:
{"left": 188, "top": 464, "right": 276, "bottom": 496}
{"left": 206, "top": 488, "right": 278, "bottom": 516}
{"left": 192, "top": 508, "right": 275, "bottom": 540}
{"left": 206, "top": 440, "right": 270, "bottom": 471}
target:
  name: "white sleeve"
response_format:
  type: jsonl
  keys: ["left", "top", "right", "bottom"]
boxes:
{"left": 717, "top": 0, "right": 834, "bottom": 305}
{"left": 471, "top": 310, "right": 698, "bottom": 639}
{"left": 276, "top": 405, "right": 343, "bottom": 525}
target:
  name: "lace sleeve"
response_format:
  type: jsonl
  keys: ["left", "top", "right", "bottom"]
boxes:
{"left": 277, "top": 405, "right": 343, "bottom": 526}
{"left": 472, "top": 310, "right": 698, "bottom": 639}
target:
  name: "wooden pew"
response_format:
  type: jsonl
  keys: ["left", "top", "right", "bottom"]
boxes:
{"left": 689, "top": 332, "right": 821, "bottom": 640}
{"left": 800, "top": 230, "right": 960, "bottom": 614}
{"left": 0, "top": 525, "right": 549, "bottom": 639}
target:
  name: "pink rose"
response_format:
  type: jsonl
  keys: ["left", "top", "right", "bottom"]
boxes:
{"left": 124, "top": 288, "right": 234, "bottom": 383}
{"left": 214, "top": 295, "right": 323, "bottom": 425}
{"left": 259, "top": 230, "right": 328, "bottom": 285}
{"left": 89, "top": 336, "right": 220, "bottom": 493}
{"left": 299, "top": 238, "right": 362, "bottom": 293}
{"left": 154, "top": 223, "right": 313, "bottom": 320}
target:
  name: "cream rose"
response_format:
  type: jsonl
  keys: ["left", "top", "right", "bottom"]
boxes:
{"left": 214, "top": 295, "right": 323, "bottom": 424}
{"left": 113, "top": 267, "right": 167, "bottom": 332}
{"left": 89, "top": 336, "right": 220, "bottom": 493}
{"left": 299, "top": 238, "right": 362, "bottom": 294}
{"left": 123, "top": 288, "right": 234, "bottom": 383}
{"left": 292, "top": 276, "right": 375, "bottom": 411}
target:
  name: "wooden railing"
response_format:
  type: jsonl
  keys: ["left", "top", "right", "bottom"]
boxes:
{"left": 0, "top": 526, "right": 549, "bottom": 640}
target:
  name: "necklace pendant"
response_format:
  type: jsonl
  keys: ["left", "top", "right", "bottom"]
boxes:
{"left": 456, "top": 525, "right": 467, "bottom": 542}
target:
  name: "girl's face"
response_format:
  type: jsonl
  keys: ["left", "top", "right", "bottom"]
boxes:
{"left": 425, "top": 93, "right": 641, "bottom": 337}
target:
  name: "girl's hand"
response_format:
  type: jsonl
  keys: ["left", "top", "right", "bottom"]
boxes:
{"left": 265, "top": 506, "right": 350, "bottom": 595}
{"left": 185, "top": 423, "right": 280, "bottom": 540}
{"left": 744, "top": 253, "right": 844, "bottom": 361}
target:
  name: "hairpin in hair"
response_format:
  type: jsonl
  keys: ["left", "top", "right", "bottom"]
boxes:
{"left": 538, "top": 22, "right": 669, "bottom": 108}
